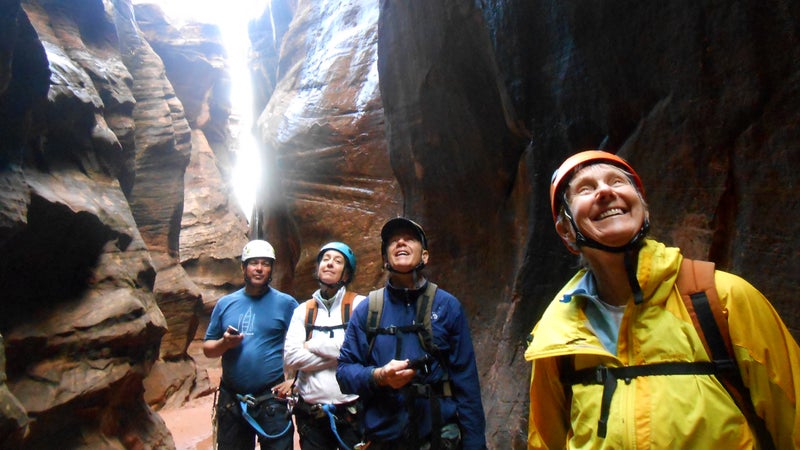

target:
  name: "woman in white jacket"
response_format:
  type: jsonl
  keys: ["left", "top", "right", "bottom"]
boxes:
{"left": 284, "top": 242, "right": 366, "bottom": 449}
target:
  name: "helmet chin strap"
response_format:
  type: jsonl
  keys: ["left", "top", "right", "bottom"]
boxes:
{"left": 315, "top": 272, "right": 347, "bottom": 293}
{"left": 385, "top": 260, "right": 426, "bottom": 275}
{"left": 565, "top": 209, "right": 650, "bottom": 304}
{"left": 385, "top": 261, "right": 427, "bottom": 289}
{"left": 320, "top": 280, "right": 345, "bottom": 290}
{"left": 567, "top": 214, "right": 651, "bottom": 254}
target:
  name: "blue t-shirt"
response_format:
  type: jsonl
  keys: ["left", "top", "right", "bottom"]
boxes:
{"left": 205, "top": 286, "right": 298, "bottom": 394}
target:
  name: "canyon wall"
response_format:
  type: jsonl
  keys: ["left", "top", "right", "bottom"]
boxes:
{"left": 0, "top": 0, "right": 798, "bottom": 448}
{"left": 0, "top": 0, "right": 247, "bottom": 447}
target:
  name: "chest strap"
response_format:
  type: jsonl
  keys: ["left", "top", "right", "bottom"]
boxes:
{"left": 563, "top": 361, "right": 726, "bottom": 438}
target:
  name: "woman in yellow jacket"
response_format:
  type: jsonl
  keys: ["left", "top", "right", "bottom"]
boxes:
{"left": 525, "top": 150, "right": 800, "bottom": 449}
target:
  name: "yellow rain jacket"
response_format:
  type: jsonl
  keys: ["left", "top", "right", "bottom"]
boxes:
{"left": 525, "top": 239, "right": 800, "bottom": 449}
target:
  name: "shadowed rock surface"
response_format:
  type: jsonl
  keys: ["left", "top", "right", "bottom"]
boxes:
{"left": 0, "top": 0, "right": 245, "bottom": 447}
{"left": 0, "top": 0, "right": 798, "bottom": 448}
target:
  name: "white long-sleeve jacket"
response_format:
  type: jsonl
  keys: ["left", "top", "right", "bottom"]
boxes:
{"left": 284, "top": 286, "right": 365, "bottom": 404}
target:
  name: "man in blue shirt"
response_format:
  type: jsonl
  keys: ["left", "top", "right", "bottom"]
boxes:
{"left": 204, "top": 239, "right": 298, "bottom": 450}
{"left": 337, "top": 218, "right": 487, "bottom": 449}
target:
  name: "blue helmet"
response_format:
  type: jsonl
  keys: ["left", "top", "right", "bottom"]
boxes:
{"left": 317, "top": 242, "right": 357, "bottom": 276}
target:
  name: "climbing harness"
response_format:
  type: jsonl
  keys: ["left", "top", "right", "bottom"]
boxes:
{"left": 235, "top": 392, "right": 293, "bottom": 440}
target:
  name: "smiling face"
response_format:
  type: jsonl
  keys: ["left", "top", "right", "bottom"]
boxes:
{"left": 317, "top": 249, "right": 349, "bottom": 286}
{"left": 384, "top": 228, "right": 429, "bottom": 273}
{"left": 557, "top": 163, "right": 648, "bottom": 250}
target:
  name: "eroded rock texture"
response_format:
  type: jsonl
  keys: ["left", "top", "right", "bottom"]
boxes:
{"left": 1, "top": 0, "right": 799, "bottom": 448}
{"left": 253, "top": 1, "right": 800, "bottom": 448}
{"left": 252, "top": 0, "right": 400, "bottom": 297}
{"left": 0, "top": 0, "right": 246, "bottom": 447}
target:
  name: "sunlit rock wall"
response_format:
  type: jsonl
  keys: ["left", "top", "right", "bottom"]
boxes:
{"left": 1, "top": 0, "right": 798, "bottom": 448}
{"left": 254, "top": 0, "right": 800, "bottom": 448}
{"left": 252, "top": 0, "right": 400, "bottom": 298}
{"left": 0, "top": 0, "right": 246, "bottom": 447}
{"left": 134, "top": 2, "right": 250, "bottom": 408}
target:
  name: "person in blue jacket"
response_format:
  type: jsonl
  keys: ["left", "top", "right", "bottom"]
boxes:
{"left": 204, "top": 239, "right": 299, "bottom": 450}
{"left": 337, "top": 218, "right": 487, "bottom": 450}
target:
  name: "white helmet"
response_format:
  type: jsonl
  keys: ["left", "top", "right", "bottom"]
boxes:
{"left": 241, "top": 240, "right": 276, "bottom": 262}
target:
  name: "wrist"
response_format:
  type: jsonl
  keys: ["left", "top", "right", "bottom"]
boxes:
{"left": 373, "top": 366, "right": 386, "bottom": 386}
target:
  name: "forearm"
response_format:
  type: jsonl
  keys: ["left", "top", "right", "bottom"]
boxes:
{"left": 203, "top": 327, "right": 242, "bottom": 358}
{"left": 202, "top": 338, "right": 228, "bottom": 358}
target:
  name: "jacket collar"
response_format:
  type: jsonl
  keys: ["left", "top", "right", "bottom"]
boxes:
{"left": 525, "top": 239, "right": 683, "bottom": 361}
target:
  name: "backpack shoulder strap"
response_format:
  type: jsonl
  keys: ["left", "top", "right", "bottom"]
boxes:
{"left": 341, "top": 290, "right": 357, "bottom": 324}
{"left": 415, "top": 282, "right": 438, "bottom": 353}
{"left": 367, "top": 288, "right": 385, "bottom": 331}
{"left": 677, "top": 258, "right": 775, "bottom": 450}
{"left": 303, "top": 299, "right": 318, "bottom": 341}
{"left": 676, "top": 258, "right": 732, "bottom": 359}
{"left": 366, "top": 288, "right": 385, "bottom": 358}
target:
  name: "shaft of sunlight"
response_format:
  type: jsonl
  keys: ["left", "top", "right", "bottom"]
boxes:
{"left": 150, "top": 0, "right": 268, "bottom": 220}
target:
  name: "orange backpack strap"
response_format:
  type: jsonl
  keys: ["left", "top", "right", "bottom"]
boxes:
{"left": 303, "top": 299, "right": 318, "bottom": 341}
{"left": 304, "top": 292, "right": 357, "bottom": 341}
{"left": 341, "top": 290, "right": 357, "bottom": 324}
{"left": 677, "top": 258, "right": 775, "bottom": 450}
{"left": 676, "top": 258, "right": 733, "bottom": 359}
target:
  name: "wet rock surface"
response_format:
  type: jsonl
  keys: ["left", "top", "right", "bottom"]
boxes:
{"left": 0, "top": 0, "right": 798, "bottom": 448}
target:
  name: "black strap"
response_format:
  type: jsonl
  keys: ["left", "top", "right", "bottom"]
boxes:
{"left": 624, "top": 250, "right": 644, "bottom": 304}
{"left": 404, "top": 381, "right": 453, "bottom": 398}
{"left": 306, "top": 323, "right": 347, "bottom": 338}
{"left": 689, "top": 292, "right": 776, "bottom": 450}
{"left": 565, "top": 362, "right": 720, "bottom": 438}
{"left": 692, "top": 291, "right": 730, "bottom": 361}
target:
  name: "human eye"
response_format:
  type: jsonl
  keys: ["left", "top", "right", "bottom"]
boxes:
{"left": 574, "top": 182, "right": 594, "bottom": 195}
{"left": 610, "top": 175, "right": 631, "bottom": 187}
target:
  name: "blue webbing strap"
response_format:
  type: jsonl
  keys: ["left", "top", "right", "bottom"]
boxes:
{"left": 322, "top": 403, "right": 353, "bottom": 450}
{"left": 237, "top": 394, "right": 293, "bottom": 440}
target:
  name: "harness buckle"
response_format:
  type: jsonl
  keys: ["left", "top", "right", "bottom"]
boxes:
{"left": 593, "top": 366, "right": 609, "bottom": 384}
{"left": 286, "top": 395, "right": 297, "bottom": 414}
{"left": 237, "top": 394, "right": 257, "bottom": 407}
{"left": 385, "top": 325, "right": 397, "bottom": 335}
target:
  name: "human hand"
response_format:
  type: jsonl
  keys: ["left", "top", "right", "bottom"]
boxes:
{"left": 374, "top": 359, "right": 415, "bottom": 389}
{"left": 271, "top": 379, "right": 295, "bottom": 399}
{"left": 223, "top": 326, "right": 243, "bottom": 348}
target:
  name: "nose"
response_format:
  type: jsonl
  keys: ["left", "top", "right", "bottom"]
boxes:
{"left": 595, "top": 181, "right": 617, "bottom": 200}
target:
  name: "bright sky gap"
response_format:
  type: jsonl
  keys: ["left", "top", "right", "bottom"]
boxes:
{"left": 148, "top": 0, "right": 266, "bottom": 219}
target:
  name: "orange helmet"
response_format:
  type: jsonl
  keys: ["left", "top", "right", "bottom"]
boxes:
{"left": 549, "top": 150, "right": 645, "bottom": 222}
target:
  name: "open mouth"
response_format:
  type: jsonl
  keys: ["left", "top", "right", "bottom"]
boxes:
{"left": 596, "top": 208, "right": 625, "bottom": 220}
